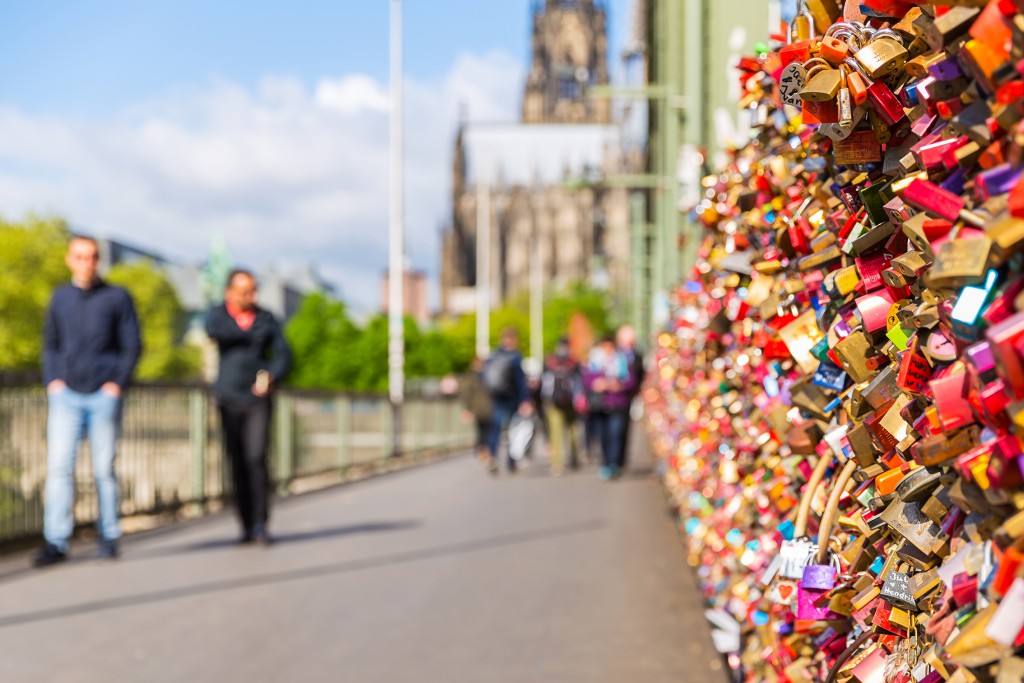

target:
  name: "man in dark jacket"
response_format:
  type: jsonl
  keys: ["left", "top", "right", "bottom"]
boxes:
{"left": 482, "top": 328, "right": 531, "bottom": 474}
{"left": 206, "top": 269, "right": 291, "bottom": 545}
{"left": 35, "top": 235, "right": 142, "bottom": 567}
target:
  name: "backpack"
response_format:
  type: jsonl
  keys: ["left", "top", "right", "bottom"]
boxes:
{"left": 482, "top": 352, "right": 517, "bottom": 398}
{"left": 549, "top": 360, "right": 577, "bottom": 411}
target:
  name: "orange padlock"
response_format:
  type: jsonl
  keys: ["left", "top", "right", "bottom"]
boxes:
{"left": 846, "top": 69, "right": 869, "bottom": 105}
{"left": 819, "top": 36, "right": 850, "bottom": 64}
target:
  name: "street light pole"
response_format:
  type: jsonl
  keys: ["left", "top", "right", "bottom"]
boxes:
{"left": 388, "top": 0, "right": 404, "bottom": 455}
{"left": 530, "top": 228, "right": 543, "bottom": 366}
{"left": 475, "top": 182, "right": 491, "bottom": 359}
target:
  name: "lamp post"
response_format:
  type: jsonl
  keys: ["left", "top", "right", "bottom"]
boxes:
{"left": 387, "top": 0, "right": 404, "bottom": 456}
{"left": 475, "top": 182, "right": 491, "bottom": 360}
{"left": 530, "top": 233, "right": 544, "bottom": 366}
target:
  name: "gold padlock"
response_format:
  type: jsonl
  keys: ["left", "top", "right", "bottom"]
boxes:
{"left": 804, "top": 0, "right": 841, "bottom": 34}
{"left": 800, "top": 60, "right": 842, "bottom": 102}
{"left": 854, "top": 31, "right": 908, "bottom": 80}
{"left": 790, "top": 2, "right": 815, "bottom": 42}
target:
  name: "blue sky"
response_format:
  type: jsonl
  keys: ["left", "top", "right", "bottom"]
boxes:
{"left": 0, "top": 1, "right": 630, "bottom": 311}
{"left": 0, "top": 1, "right": 543, "bottom": 116}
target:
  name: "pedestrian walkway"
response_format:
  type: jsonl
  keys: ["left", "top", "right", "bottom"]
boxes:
{"left": 0, "top": 441, "right": 724, "bottom": 683}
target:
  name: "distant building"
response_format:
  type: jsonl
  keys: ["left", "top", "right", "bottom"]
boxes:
{"left": 382, "top": 267, "right": 430, "bottom": 326}
{"left": 439, "top": 0, "right": 634, "bottom": 317}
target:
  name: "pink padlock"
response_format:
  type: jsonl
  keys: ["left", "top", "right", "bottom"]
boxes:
{"left": 795, "top": 585, "right": 840, "bottom": 620}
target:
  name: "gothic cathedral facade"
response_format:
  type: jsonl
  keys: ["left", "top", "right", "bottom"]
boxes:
{"left": 440, "top": 0, "right": 632, "bottom": 321}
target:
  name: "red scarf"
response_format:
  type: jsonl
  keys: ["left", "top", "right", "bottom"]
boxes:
{"left": 226, "top": 302, "right": 255, "bottom": 331}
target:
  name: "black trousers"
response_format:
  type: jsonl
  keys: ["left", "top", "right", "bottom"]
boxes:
{"left": 218, "top": 398, "right": 272, "bottom": 533}
{"left": 474, "top": 417, "right": 491, "bottom": 448}
{"left": 620, "top": 409, "right": 634, "bottom": 468}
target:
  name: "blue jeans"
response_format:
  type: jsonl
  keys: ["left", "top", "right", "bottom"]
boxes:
{"left": 591, "top": 410, "right": 628, "bottom": 470}
{"left": 487, "top": 400, "right": 516, "bottom": 464}
{"left": 44, "top": 388, "right": 123, "bottom": 550}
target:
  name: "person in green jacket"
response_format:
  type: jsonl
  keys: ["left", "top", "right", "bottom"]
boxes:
{"left": 459, "top": 356, "right": 493, "bottom": 466}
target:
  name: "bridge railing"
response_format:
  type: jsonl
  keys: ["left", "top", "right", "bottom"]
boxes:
{"left": 0, "top": 381, "right": 474, "bottom": 547}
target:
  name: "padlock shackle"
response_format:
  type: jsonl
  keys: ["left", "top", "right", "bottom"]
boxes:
{"left": 802, "top": 58, "right": 832, "bottom": 80}
{"left": 817, "top": 459, "right": 858, "bottom": 564}
{"left": 868, "top": 28, "right": 904, "bottom": 46}
{"left": 824, "top": 23, "right": 864, "bottom": 49}
{"left": 795, "top": 452, "right": 833, "bottom": 537}
{"left": 843, "top": 57, "right": 874, "bottom": 85}
{"left": 825, "top": 21, "right": 864, "bottom": 37}
{"left": 788, "top": 3, "right": 817, "bottom": 42}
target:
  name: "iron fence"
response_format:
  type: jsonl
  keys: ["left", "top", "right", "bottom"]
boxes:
{"left": 0, "top": 382, "right": 473, "bottom": 547}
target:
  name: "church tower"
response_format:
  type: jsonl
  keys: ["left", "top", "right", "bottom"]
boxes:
{"left": 522, "top": 0, "right": 611, "bottom": 124}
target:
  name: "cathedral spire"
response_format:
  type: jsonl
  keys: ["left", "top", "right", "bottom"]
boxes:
{"left": 521, "top": 0, "right": 610, "bottom": 124}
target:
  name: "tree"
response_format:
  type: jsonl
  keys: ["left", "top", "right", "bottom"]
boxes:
{"left": 286, "top": 295, "right": 472, "bottom": 392}
{"left": 407, "top": 320, "right": 460, "bottom": 379}
{"left": 350, "top": 314, "right": 389, "bottom": 393}
{"left": 281, "top": 282, "right": 616, "bottom": 392}
{"left": 106, "top": 261, "right": 201, "bottom": 381}
{"left": 284, "top": 292, "right": 362, "bottom": 389}
{"left": 541, "top": 282, "right": 613, "bottom": 354}
{"left": 0, "top": 217, "right": 70, "bottom": 370}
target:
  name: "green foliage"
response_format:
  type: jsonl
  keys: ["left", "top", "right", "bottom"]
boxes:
{"left": 280, "top": 284, "right": 616, "bottom": 392}
{"left": 407, "top": 321, "right": 460, "bottom": 379}
{"left": 541, "top": 283, "right": 614, "bottom": 351}
{"left": 106, "top": 261, "right": 201, "bottom": 381}
{"left": 350, "top": 315, "right": 389, "bottom": 393}
{"left": 286, "top": 296, "right": 471, "bottom": 392}
{"left": 437, "top": 313, "right": 479, "bottom": 371}
{"left": 284, "top": 292, "right": 362, "bottom": 389}
{"left": 0, "top": 217, "right": 70, "bottom": 369}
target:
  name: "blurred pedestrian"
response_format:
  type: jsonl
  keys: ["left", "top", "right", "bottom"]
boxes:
{"left": 206, "top": 269, "right": 292, "bottom": 545}
{"left": 35, "top": 235, "right": 142, "bottom": 567}
{"left": 522, "top": 357, "right": 544, "bottom": 461}
{"left": 481, "top": 327, "right": 531, "bottom": 474}
{"left": 540, "top": 336, "right": 582, "bottom": 475}
{"left": 582, "top": 335, "right": 636, "bottom": 480}
{"left": 616, "top": 325, "right": 644, "bottom": 466}
{"left": 459, "top": 357, "right": 493, "bottom": 466}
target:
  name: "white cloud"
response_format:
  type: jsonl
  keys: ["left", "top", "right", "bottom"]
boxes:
{"left": 0, "top": 50, "right": 523, "bottom": 313}
{"left": 316, "top": 75, "right": 391, "bottom": 115}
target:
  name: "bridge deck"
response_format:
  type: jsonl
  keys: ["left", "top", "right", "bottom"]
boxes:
{"left": 0, "top": 442, "right": 724, "bottom": 683}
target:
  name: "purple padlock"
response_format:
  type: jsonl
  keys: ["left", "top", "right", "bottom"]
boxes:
{"left": 927, "top": 57, "right": 964, "bottom": 82}
{"left": 977, "top": 164, "right": 1023, "bottom": 202}
{"left": 801, "top": 563, "right": 837, "bottom": 591}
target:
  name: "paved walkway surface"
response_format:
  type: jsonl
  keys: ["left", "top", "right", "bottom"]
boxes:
{"left": 0, "top": 440, "right": 724, "bottom": 683}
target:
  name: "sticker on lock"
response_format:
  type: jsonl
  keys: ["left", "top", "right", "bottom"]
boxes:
{"left": 779, "top": 63, "right": 807, "bottom": 107}
{"left": 778, "top": 538, "right": 819, "bottom": 580}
